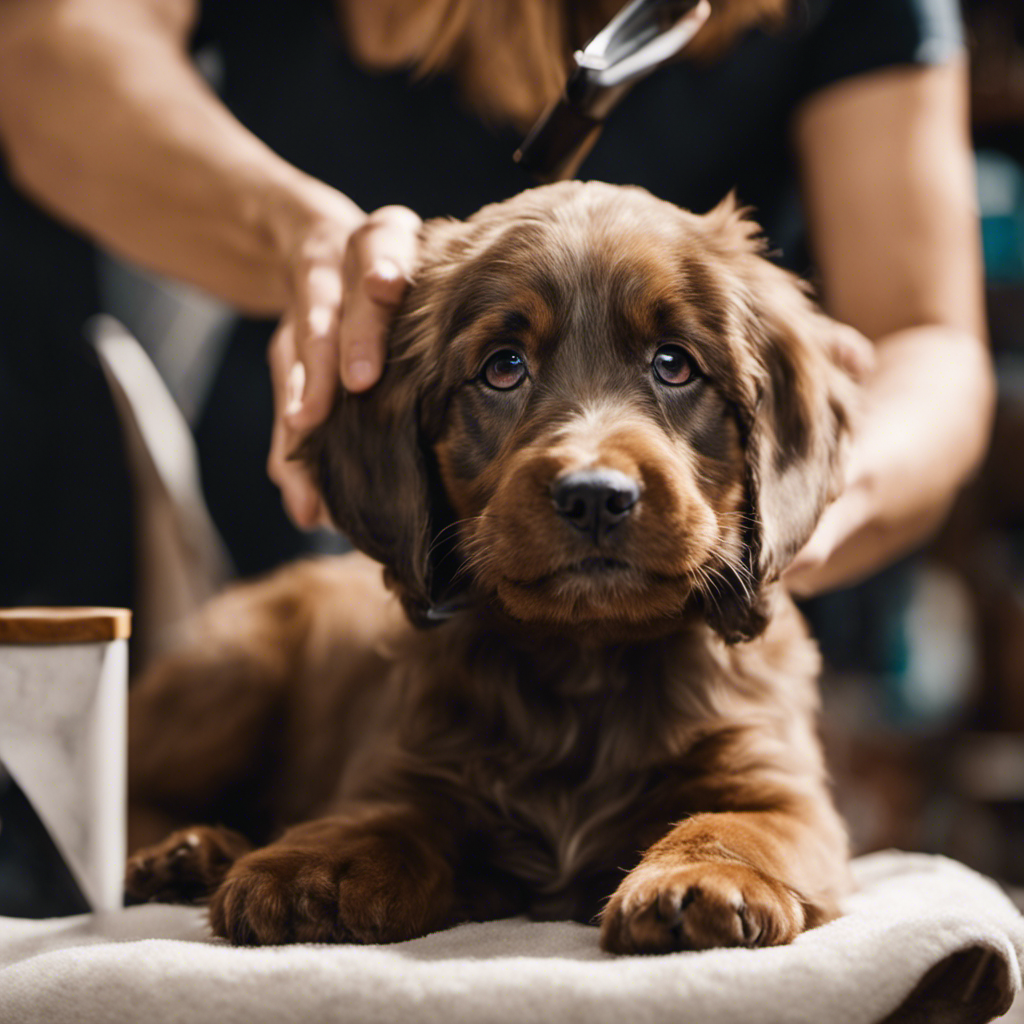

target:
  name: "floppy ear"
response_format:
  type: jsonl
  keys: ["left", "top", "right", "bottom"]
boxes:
{"left": 700, "top": 196, "right": 858, "bottom": 642}
{"left": 299, "top": 218, "right": 470, "bottom": 626}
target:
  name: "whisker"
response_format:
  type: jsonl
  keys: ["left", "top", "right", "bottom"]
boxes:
{"left": 718, "top": 509, "right": 761, "bottom": 527}
{"left": 690, "top": 562, "right": 726, "bottom": 619}
{"left": 427, "top": 513, "right": 496, "bottom": 558}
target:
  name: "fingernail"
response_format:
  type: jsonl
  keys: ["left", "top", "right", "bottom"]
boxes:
{"left": 286, "top": 362, "right": 306, "bottom": 415}
{"left": 308, "top": 305, "right": 333, "bottom": 338}
{"left": 373, "top": 258, "right": 402, "bottom": 283}
{"left": 347, "top": 359, "right": 377, "bottom": 391}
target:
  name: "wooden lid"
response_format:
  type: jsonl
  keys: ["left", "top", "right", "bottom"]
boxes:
{"left": 0, "top": 607, "right": 132, "bottom": 644}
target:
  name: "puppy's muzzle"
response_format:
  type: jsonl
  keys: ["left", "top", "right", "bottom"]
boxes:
{"left": 550, "top": 468, "right": 641, "bottom": 545}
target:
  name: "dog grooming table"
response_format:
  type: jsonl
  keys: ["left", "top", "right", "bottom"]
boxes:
{"left": 0, "top": 852, "right": 1021, "bottom": 1024}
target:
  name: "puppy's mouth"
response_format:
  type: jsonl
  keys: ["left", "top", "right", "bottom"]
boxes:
{"left": 492, "top": 554, "right": 698, "bottom": 630}
{"left": 569, "top": 557, "right": 631, "bottom": 575}
{"left": 503, "top": 557, "right": 676, "bottom": 589}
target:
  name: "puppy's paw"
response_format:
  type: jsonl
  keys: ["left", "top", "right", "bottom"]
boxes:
{"left": 600, "top": 860, "right": 805, "bottom": 954}
{"left": 208, "top": 833, "right": 452, "bottom": 946}
{"left": 125, "top": 826, "right": 252, "bottom": 905}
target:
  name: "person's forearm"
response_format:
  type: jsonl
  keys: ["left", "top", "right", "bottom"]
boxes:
{"left": 0, "top": 0, "right": 362, "bottom": 314}
{"left": 787, "top": 323, "right": 995, "bottom": 596}
{"left": 787, "top": 60, "right": 994, "bottom": 595}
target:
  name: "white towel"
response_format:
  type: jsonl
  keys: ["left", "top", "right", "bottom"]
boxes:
{"left": 0, "top": 852, "right": 1021, "bottom": 1024}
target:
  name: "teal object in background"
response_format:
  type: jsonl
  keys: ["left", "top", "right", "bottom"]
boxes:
{"left": 977, "top": 149, "right": 1024, "bottom": 282}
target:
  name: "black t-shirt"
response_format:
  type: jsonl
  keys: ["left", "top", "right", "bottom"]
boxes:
{"left": 192, "top": 0, "right": 963, "bottom": 266}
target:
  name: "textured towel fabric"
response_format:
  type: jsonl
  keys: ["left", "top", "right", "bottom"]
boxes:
{"left": 0, "top": 852, "right": 1021, "bottom": 1024}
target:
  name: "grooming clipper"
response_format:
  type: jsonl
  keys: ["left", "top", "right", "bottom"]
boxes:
{"left": 514, "top": 0, "right": 711, "bottom": 182}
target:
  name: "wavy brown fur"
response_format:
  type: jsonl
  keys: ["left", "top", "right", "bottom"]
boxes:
{"left": 128, "top": 182, "right": 854, "bottom": 951}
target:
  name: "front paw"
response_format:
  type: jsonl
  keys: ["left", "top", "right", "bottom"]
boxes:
{"left": 208, "top": 834, "right": 452, "bottom": 946}
{"left": 126, "top": 826, "right": 251, "bottom": 905}
{"left": 600, "top": 861, "right": 805, "bottom": 954}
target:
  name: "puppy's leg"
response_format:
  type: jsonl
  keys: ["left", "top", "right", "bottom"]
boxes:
{"left": 126, "top": 824, "right": 253, "bottom": 904}
{"left": 128, "top": 645, "right": 288, "bottom": 852}
{"left": 126, "top": 643, "right": 284, "bottom": 905}
{"left": 208, "top": 805, "right": 456, "bottom": 945}
{"left": 128, "top": 573, "right": 310, "bottom": 856}
{"left": 600, "top": 803, "right": 849, "bottom": 954}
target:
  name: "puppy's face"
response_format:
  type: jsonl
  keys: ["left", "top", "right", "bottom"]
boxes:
{"left": 306, "top": 183, "right": 854, "bottom": 641}
{"left": 429, "top": 196, "right": 748, "bottom": 631}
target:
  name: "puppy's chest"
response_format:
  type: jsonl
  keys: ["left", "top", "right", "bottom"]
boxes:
{"left": 475, "top": 764, "right": 645, "bottom": 902}
{"left": 453, "top": 694, "right": 671, "bottom": 904}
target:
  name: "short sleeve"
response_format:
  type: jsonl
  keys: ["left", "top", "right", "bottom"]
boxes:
{"left": 798, "top": 0, "right": 965, "bottom": 98}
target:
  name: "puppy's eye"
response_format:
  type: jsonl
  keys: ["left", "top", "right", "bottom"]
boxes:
{"left": 482, "top": 349, "right": 527, "bottom": 391}
{"left": 652, "top": 344, "right": 695, "bottom": 386}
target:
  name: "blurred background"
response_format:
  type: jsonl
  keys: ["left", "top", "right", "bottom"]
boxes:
{"left": 810, "top": 0, "right": 1024, "bottom": 893}
{"left": 0, "top": 0, "right": 1022, "bottom": 922}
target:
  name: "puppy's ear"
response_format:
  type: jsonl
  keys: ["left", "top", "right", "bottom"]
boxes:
{"left": 701, "top": 191, "right": 764, "bottom": 257}
{"left": 701, "top": 200, "right": 857, "bottom": 642}
{"left": 743, "top": 273, "right": 856, "bottom": 581}
{"left": 299, "top": 218, "right": 470, "bottom": 626}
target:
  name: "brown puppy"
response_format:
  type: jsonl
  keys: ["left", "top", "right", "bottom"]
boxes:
{"left": 126, "top": 181, "right": 856, "bottom": 953}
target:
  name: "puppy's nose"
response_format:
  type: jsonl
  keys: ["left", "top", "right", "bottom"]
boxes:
{"left": 551, "top": 469, "right": 641, "bottom": 543}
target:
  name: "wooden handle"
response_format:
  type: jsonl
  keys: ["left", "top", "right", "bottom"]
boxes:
{"left": 0, "top": 607, "right": 132, "bottom": 644}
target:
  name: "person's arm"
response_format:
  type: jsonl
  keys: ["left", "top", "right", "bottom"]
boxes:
{"left": 0, "top": 0, "right": 420, "bottom": 525}
{"left": 785, "top": 58, "right": 995, "bottom": 596}
{"left": 0, "top": 0, "right": 347, "bottom": 311}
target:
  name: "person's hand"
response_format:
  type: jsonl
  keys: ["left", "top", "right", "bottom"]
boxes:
{"left": 267, "top": 204, "right": 423, "bottom": 527}
{"left": 782, "top": 458, "right": 874, "bottom": 597}
{"left": 783, "top": 320, "right": 875, "bottom": 597}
